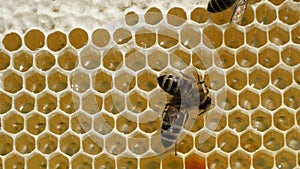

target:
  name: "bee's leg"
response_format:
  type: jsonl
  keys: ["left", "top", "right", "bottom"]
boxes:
{"left": 174, "top": 141, "right": 178, "bottom": 156}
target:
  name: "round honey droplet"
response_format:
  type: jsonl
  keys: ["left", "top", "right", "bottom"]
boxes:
{"left": 125, "top": 11, "right": 139, "bottom": 26}
{"left": 69, "top": 28, "right": 88, "bottom": 49}
{"left": 2, "top": 32, "right": 22, "bottom": 51}
{"left": 24, "top": 29, "right": 45, "bottom": 50}
{"left": 92, "top": 28, "right": 110, "bottom": 47}
{"left": 47, "top": 31, "right": 67, "bottom": 52}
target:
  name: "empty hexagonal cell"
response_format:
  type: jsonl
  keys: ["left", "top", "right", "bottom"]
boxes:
{"left": 224, "top": 26, "right": 244, "bottom": 48}
{"left": 24, "top": 29, "right": 45, "bottom": 51}
{"left": 217, "top": 130, "right": 238, "bottom": 153}
{"left": 71, "top": 154, "right": 92, "bottom": 169}
{"left": 13, "top": 50, "right": 33, "bottom": 72}
{"left": 106, "top": 132, "right": 126, "bottom": 155}
{"left": 68, "top": 28, "right": 88, "bottom": 49}
{"left": 57, "top": 48, "right": 78, "bottom": 71}
{"left": 82, "top": 133, "right": 103, "bottom": 155}
{"left": 276, "top": 150, "right": 296, "bottom": 169}
{"left": 128, "top": 132, "right": 149, "bottom": 155}
{"left": 249, "top": 67, "right": 269, "bottom": 90}
{"left": 125, "top": 11, "right": 139, "bottom": 26}
{"left": 37, "top": 92, "right": 57, "bottom": 114}
{"left": 94, "top": 154, "right": 115, "bottom": 169}
{"left": 104, "top": 91, "right": 125, "bottom": 115}
{"left": 284, "top": 87, "right": 300, "bottom": 109}
{"left": 37, "top": 133, "right": 58, "bottom": 154}
{"left": 4, "top": 153, "right": 24, "bottom": 169}
{"left": 144, "top": 7, "right": 163, "bottom": 25}
{"left": 71, "top": 112, "right": 92, "bottom": 133}
{"left": 15, "top": 132, "right": 35, "bottom": 154}
{"left": 114, "top": 71, "right": 135, "bottom": 94}
{"left": 246, "top": 26, "right": 267, "bottom": 48}
{"left": 47, "top": 31, "right": 67, "bottom": 51}
{"left": 59, "top": 91, "right": 80, "bottom": 114}
{"left": 274, "top": 108, "right": 295, "bottom": 131}
{"left": 148, "top": 49, "right": 168, "bottom": 71}
{"left": 0, "top": 92, "right": 12, "bottom": 114}
{"left": 25, "top": 71, "right": 46, "bottom": 93}
{"left": 2, "top": 32, "right": 22, "bottom": 51}
{"left": 281, "top": 45, "right": 300, "bottom": 66}
{"left": 2, "top": 70, "right": 23, "bottom": 93}
{"left": 60, "top": 132, "right": 80, "bottom": 156}
{"left": 140, "top": 156, "right": 161, "bottom": 169}
{"left": 113, "top": 27, "right": 132, "bottom": 44}
{"left": 206, "top": 69, "right": 225, "bottom": 91}
{"left": 217, "top": 88, "right": 237, "bottom": 110}
{"left": 80, "top": 46, "right": 101, "bottom": 70}
{"left": 180, "top": 25, "right": 201, "bottom": 49}
{"left": 135, "top": 27, "right": 156, "bottom": 48}
{"left": 139, "top": 110, "right": 160, "bottom": 133}
{"left": 269, "top": 24, "right": 289, "bottom": 45}
{"left": 286, "top": 128, "right": 300, "bottom": 150}
{"left": 251, "top": 109, "right": 272, "bottom": 132}
{"left": 203, "top": 25, "right": 222, "bottom": 49}
{"left": 230, "top": 150, "right": 251, "bottom": 169}
{"left": 3, "top": 111, "right": 24, "bottom": 134}
{"left": 236, "top": 47, "right": 257, "bottom": 68}
{"left": 279, "top": 3, "right": 299, "bottom": 25}
{"left": 14, "top": 92, "right": 34, "bottom": 113}
{"left": 0, "top": 133, "right": 13, "bottom": 155}
{"left": 0, "top": 50, "right": 10, "bottom": 70}
{"left": 214, "top": 47, "right": 235, "bottom": 69}
{"left": 92, "top": 28, "right": 110, "bottom": 47}
{"left": 49, "top": 112, "right": 69, "bottom": 134}
{"left": 176, "top": 133, "right": 193, "bottom": 154}
{"left": 192, "top": 47, "right": 213, "bottom": 70}
{"left": 190, "top": 7, "right": 208, "bottom": 23}
{"left": 195, "top": 131, "right": 215, "bottom": 153}
{"left": 93, "top": 70, "right": 113, "bottom": 93}
{"left": 226, "top": 68, "right": 247, "bottom": 90}
{"left": 48, "top": 70, "right": 68, "bottom": 92}
{"left": 261, "top": 87, "right": 282, "bottom": 110}
{"left": 162, "top": 154, "right": 183, "bottom": 169}
{"left": 27, "top": 153, "right": 47, "bottom": 169}
{"left": 253, "top": 150, "right": 274, "bottom": 169}
{"left": 167, "top": 7, "right": 187, "bottom": 26}
{"left": 103, "top": 47, "right": 123, "bottom": 71}
{"left": 35, "top": 50, "right": 56, "bottom": 71}
{"left": 240, "top": 130, "right": 261, "bottom": 152}
{"left": 70, "top": 71, "right": 90, "bottom": 93}
{"left": 271, "top": 66, "right": 292, "bottom": 89}
{"left": 94, "top": 113, "right": 114, "bottom": 135}
{"left": 137, "top": 70, "right": 157, "bottom": 92}
{"left": 82, "top": 92, "right": 102, "bottom": 115}
{"left": 207, "top": 151, "right": 228, "bottom": 169}
{"left": 228, "top": 110, "right": 249, "bottom": 132}
{"left": 205, "top": 110, "right": 227, "bottom": 132}
{"left": 170, "top": 48, "right": 190, "bottom": 70}
{"left": 127, "top": 90, "right": 147, "bottom": 113}
{"left": 263, "top": 129, "right": 284, "bottom": 151}
{"left": 116, "top": 112, "right": 137, "bottom": 134}
{"left": 291, "top": 25, "right": 300, "bottom": 44}
{"left": 158, "top": 27, "right": 179, "bottom": 49}
{"left": 26, "top": 113, "right": 46, "bottom": 135}
{"left": 125, "top": 48, "right": 146, "bottom": 71}
{"left": 49, "top": 153, "right": 69, "bottom": 169}
{"left": 256, "top": 3, "right": 276, "bottom": 24}
{"left": 210, "top": 9, "right": 231, "bottom": 25}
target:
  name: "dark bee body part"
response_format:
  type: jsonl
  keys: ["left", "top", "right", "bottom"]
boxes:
{"left": 207, "top": 0, "right": 236, "bottom": 13}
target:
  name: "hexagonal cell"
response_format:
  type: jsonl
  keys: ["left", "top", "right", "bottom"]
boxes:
{"left": 162, "top": 154, "right": 183, "bottom": 169}
{"left": 35, "top": 50, "right": 56, "bottom": 71}
{"left": 190, "top": 7, "right": 208, "bottom": 23}
{"left": 125, "top": 48, "right": 146, "bottom": 71}
{"left": 25, "top": 71, "right": 46, "bottom": 93}
{"left": 113, "top": 27, "right": 132, "bottom": 44}
{"left": 176, "top": 133, "right": 193, "bottom": 154}
{"left": 60, "top": 132, "right": 80, "bottom": 156}
{"left": 47, "top": 31, "right": 67, "bottom": 51}
{"left": 37, "top": 133, "right": 58, "bottom": 154}
{"left": 291, "top": 25, "right": 300, "bottom": 44}
{"left": 268, "top": 0, "right": 284, "bottom": 5}
{"left": 71, "top": 112, "right": 92, "bottom": 133}
{"left": 207, "top": 151, "right": 228, "bottom": 169}
{"left": 2, "top": 32, "right": 22, "bottom": 51}
{"left": 139, "top": 110, "right": 160, "bottom": 133}
{"left": 0, "top": 133, "right": 13, "bottom": 155}
{"left": 217, "top": 130, "right": 238, "bottom": 153}
{"left": 135, "top": 27, "right": 156, "bottom": 48}
{"left": 80, "top": 46, "right": 101, "bottom": 70}
{"left": 128, "top": 132, "right": 149, "bottom": 155}
{"left": 210, "top": 9, "right": 231, "bottom": 25}
{"left": 59, "top": 91, "right": 80, "bottom": 114}
{"left": 167, "top": 7, "right": 187, "bottom": 26}
{"left": 226, "top": 68, "right": 247, "bottom": 90}
{"left": 94, "top": 154, "right": 115, "bottom": 169}
{"left": 127, "top": 90, "right": 147, "bottom": 113}
{"left": 185, "top": 112, "right": 204, "bottom": 132}
{"left": 203, "top": 25, "right": 223, "bottom": 49}
{"left": 228, "top": 110, "right": 249, "bottom": 132}
{"left": 4, "top": 153, "right": 24, "bottom": 169}
{"left": 104, "top": 91, "right": 125, "bottom": 115}
{"left": 37, "top": 92, "right": 57, "bottom": 114}
{"left": 93, "top": 71, "right": 113, "bottom": 93}
{"left": 297, "top": 110, "right": 300, "bottom": 126}
{"left": 81, "top": 92, "right": 102, "bottom": 115}
{"left": 284, "top": 87, "right": 300, "bottom": 109}
{"left": 214, "top": 47, "right": 235, "bottom": 69}
{"left": 13, "top": 50, "right": 33, "bottom": 72}
{"left": 206, "top": 69, "right": 225, "bottom": 91}
{"left": 106, "top": 132, "right": 126, "bottom": 155}
{"left": 180, "top": 25, "right": 201, "bottom": 49}
{"left": 246, "top": 26, "right": 267, "bottom": 48}
{"left": 240, "top": 130, "right": 261, "bottom": 152}
{"left": 49, "top": 112, "right": 69, "bottom": 134}
{"left": 195, "top": 131, "right": 215, "bottom": 153}
{"left": 48, "top": 70, "right": 68, "bottom": 92}
{"left": 205, "top": 110, "right": 227, "bottom": 132}
{"left": 70, "top": 71, "right": 90, "bottom": 93}
{"left": 103, "top": 47, "right": 123, "bottom": 71}
{"left": 276, "top": 150, "right": 296, "bottom": 169}
{"left": 148, "top": 49, "right": 168, "bottom": 71}
{"left": 26, "top": 113, "right": 46, "bottom": 135}
{"left": 94, "top": 113, "right": 114, "bottom": 135}
{"left": 144, "top": 7, "right": 163, "bottom": 25}
{"left": 279, "top": 3, "right": 299, "bottom": 25}
{"left": 92, "top": 28, "right": 110, "bottom": 47}
{"left": 269, "top": 24, "right": 289, "bottom": 45}
{"left": 263, "top": 129, "right": 284, "bottom": 151}
{"left": 253, "top": 150, "right": 274, "bottom": 169}
{"left": 27, "top": 153, "right": 47, "bottom": 169}
{"left": 170, "top": 48, "right": 191, "bottom": 70}
{"left": 15, "top": 132, "right": 35, "bottom": 154}
{"left": 286, "top": 128, "right": 300, "bottom": 150}
{"left": 140, "top": 156, "right": 161, "bottom": 169}
{"left": 281, "top": 45, "right": 300, "bottom": 66}
{"left": 239, "top": 6, "right": 255, "bottom": 26}
{"left": 158, "top": 27, "right": 179, "bottom": 49}
{"left": 49, "top": 153, "right": 69, "bottom": 169}
{"left": 68, "top": 28, "right": 88, "bottom": 49}
{"left": 236, "top": 47, "right": 257, "bottom": 68}
{"left": 217, "top": 88, "right": 237, "bottom": 110}
{"left": 0, "top": 92, "right": 12, "bottom": 114}
{"left": 117, "top": 157, "right": 138, "bottom": 169}
{"left": 3, "top": 111, "right": 24, "bottom": 134}
{"left": 185, "top": 153, "right": 205, "bottom": 169}
{"left": 230, "top": 151, "right": 251, "bottom": 169}
{"left": 251, "top": 109, "right": 272, "bottom": 132}
{"left": 24, "top": 29, "right": 45, "bottom": 51}
{"left": 125, "top": 11, "right": 139, "bottom": 26}
{"left": 2, "top": 70, "right": 23, "bottom": 93}
{"left": 261, "top": 87, "right": 282, "bottom": 110}
{"left": 274, "top": 108, "right": 295, "bottom": 131}
{"left": 116, "top": 112, "right": 137, "bottom": 134}
{"left": 57, "top": 48, "right": 78, "bottom": 71}
{"left": 14, "top": 92, "right": 35, "bottom": 113}
{"left": 271, "top": 66, "right": 292, "bottom": 89}
{"left": 224, "top": 26, "right": 244, "bottom": 48}
{"left": 249, "top": 67, "right": 269, "bottom": 90}
{"left": 192, "top": 46, "right": 213, "bottom": 70}
{"left": 82, "top": 133, "right": 103, "bottom": 155}
{"left": 71, "top": 154, "right": 92, "bottom": 169}
{"left": 0, "top": 50, "right": 10, "bottom": 70}
{"left": 137, "top": 70, "right": 157, "bottom": 92}
{"left": 256, "top": 3, "right": 276, "bottom": 24}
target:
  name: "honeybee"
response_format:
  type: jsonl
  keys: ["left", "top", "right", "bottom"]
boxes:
{"left": 207, "top": 0, "right": 248, "bottom": 23}
{"left": 157, "top": 67, "right": 211, "bottom": 154}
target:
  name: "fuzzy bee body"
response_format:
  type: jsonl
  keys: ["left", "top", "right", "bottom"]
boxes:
{"left": 207, "top": 0, "right": 236, "bottom": 13}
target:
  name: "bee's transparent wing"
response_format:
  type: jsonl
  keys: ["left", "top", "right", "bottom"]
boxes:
{"left": 230, "top": 0, "right": 248, "bottom": 23}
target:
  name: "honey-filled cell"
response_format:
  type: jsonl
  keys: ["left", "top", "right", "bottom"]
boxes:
{"left": 92, "top": 28, "right": 110, "bottom": 48}
{"left": 47, "top": 31, "right": 67, "bottom": 52}
{"left": 25, "top": 71, "right": 46, "bottom": 93}
{"left": 57, "top": 48, "right": 79, "bottom": 71}
{"left": 203, "top": 25, "right": 222, "bottom": 49}
{"left": 2, "top": 32, "right": 22, "bottom": 51}
{"left": 148, "top": 49, "right": 168, "bottom": 71}
{"left": 116, "top": 112, "right": 137, "bottom": 134}
{"left": 24, "top": 29, "right": 45, "bottom": 50}
{"left": 105, "top": 132, "right": 126, "bottom": 155}
{"left": 291, "top": 25, "right": 300, "bottom": 44}
{"left": 268, "top": 24, "right": 289, "bottom": 45}
{"left": 236, "top": 47, "right": 257, "bottom": 68}
{"left": 128, "top": 132, "right": 149, "bottom": 155}
{"left": 103, "top": 47, "right": 123, "bottom": 71}
{"left": 113, "top": 27, "right": 132, "bottom": 44}
{"left": 60, "top": 132, "right": 80, "bottom": 156}
{"left": 214, "top": 47, "right": 235, "bottom": 69}
{"left": 279, "top": 3, "right": 299, "bottom": 25}
{"left": 256, "top": 3, "right": 276, "bottom": 25}
{"left": 125, "top": 11, "right": 139, "bottom": 26}
{"left": 0, "top": 50, "right": 10, "bottom": 70}
{"left": 125, "top": 48, "right": 146, "bottom": 71}
{"left": 207, "top": 151, "right": 228, "bottom": 169}
{"left": 26, "top": 113, "right": 46, "bottom": 135}
{"left": 140, "top": 156, "right": 161, "bottom": 169}
{"left": 68, "top": 28, "right": 88, "bottom": 49}
{"left": 3, "top": 111, "right": 24, "bottom": 134}
{"left": 5, "top": 154, "right": 24, "bottom": 169}
{"left": 157, "top": 27, "right": 179, "bottom": 49}
{"left": 94, "top": 154, "right": 115, "bottom": 169}
{"left": 180, "top": 25, "right": 201, "bottom": 49}
{"left": 224, "top": 26, "right": 244, "bottom": 49}
{"left": 135, "top": 27, "right": 156, "bottom": 48}
{"left": 228, "top": 110, "right": 249, "bottom": 132}
{"left": 14, "top": 92, "right": 35, "bottom": 114}
{"left": 49, "top": 112, "right": 69, "bottom": 134}
{"left": 37, "top": 133, "right": 58, "bottom": 154}
{"left": 80, "top": 46, "right": 101, "bottom": 70}
{"left": 190, "top": 7, "right": 208, "bottom": 24}
{"left": 15, "top": 132, "right": 35, "bottom": 154}
{"left": 35, "top": 50, "right": 55, "bottom": 71}
{"left": 71, "top": 154, "right": 93, "bottom": 169}
{"left": 210, "top": 9, "right": 231, "bottom": 25}
{"left": 195, "top": 131, "right": 216, "bottom": 153}
{"left": 48, "top": 70, "right": 68, "bottom": 92}
{"left": 144, "top": 7, "right": 163, "bottom": 25}
{"left": 27, "top": 153, "right": 47, "bottom": 169}
{"left": 49, "top": 153, "right": 69, "bottom": 169}
{"left": 71, "top": 112, "right": 92, "bottom": 134}
{"left": 246, "top": 26, "right": 267, "bottom": 48}
{"left": 0, "top": 92, "right": 12, "bottom": 114}
{"left": 13, "top": 50, "right": 33, "bottom": 72}
{"left": 167, "top": 7, "right": 187, "bottom": 26}
{"left": 82, "top": 133, "right": 103, "bottom": 155}
{"left": 162, "top": 154, "right": 183, "bottom": 169}
{"left": 170, "top": 48, "right": 190, "bottom": 70}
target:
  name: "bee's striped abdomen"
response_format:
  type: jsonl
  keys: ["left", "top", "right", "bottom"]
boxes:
{"left": 157, "top": 75, "right": 193, "bottom": 97}
{"left": 207, "top": 0, "right": 236, "bottom": 12}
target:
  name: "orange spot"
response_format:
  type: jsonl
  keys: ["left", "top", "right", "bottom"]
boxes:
{"left": 185, "top": 154, "right": 205, "bottom": 169}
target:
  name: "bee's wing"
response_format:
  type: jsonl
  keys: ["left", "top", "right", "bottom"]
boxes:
{"left": 230, "top": 0, "right": 248, "bottom": 23}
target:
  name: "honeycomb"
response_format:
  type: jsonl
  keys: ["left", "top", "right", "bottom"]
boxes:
{"left": 0, "top": 0, "right": 300, "bottom": 169}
